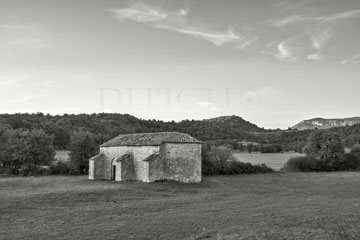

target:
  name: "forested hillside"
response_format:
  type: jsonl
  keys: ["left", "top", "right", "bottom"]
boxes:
{"left": 0, "top": 113, "right": 265, "bottom": 150}
{"left": 0, "top": 113, "right": 359, "bottom": 151}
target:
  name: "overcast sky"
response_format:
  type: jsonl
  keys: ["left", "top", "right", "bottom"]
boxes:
{"left": 1, "top": 0, "right": 360, "bottom": 129}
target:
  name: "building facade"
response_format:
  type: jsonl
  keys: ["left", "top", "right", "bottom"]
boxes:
{"left": 89, "top": 132, "right": 202, "bottom": 183}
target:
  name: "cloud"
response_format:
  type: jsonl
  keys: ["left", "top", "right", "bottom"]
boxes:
{"left": 277, "top": 42, "right": 294, "bottom": 60}
{"left": 341, "top": 54, "right": 360, "bottom": 64}
{"left": 109, "top": 4, "right": 255, "bottom": 48}
{"left": 269, "top": 9, "right": 360, "bottom": 28}
{"left": 109, "top": 4, "right": 167, "bottom": 23}
{"left": 262, "top": 26, "right": 332, "bottom": 62}
{"left": 307, "top": 53, "right": 323, "bottom": 61}
{"left": 269, "top": 15, "right": 308, "bottom": 28}
{"left": 317, "top": 9, "right": 360, "bottom": 22}
{"left": 159, "top": 26, "right": 241, "bottom": 46}
{"left": 308, "top": 28, "right": 332, "bottom": 50}
{"left": 265, "top": 41, "right": 297, "bottom": 62}
{"left": 197, "top": 101, "right": 221, "bottom": 112}
{"left": 178, "top": 9, "right": 188, "bottom": 16}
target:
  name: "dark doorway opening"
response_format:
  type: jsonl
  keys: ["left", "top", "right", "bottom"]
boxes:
{"left": 112, "top": 165, "right": 116, "bottom": 180}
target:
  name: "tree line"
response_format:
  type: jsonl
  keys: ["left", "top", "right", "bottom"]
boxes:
{"left": 1, "top": 113, "right": 360, "bottom": 175}
{"left": 284, "top": 130, "right": 360, "bottom": 172}
{"left": 0, "top": 123, "right": 98, "bottom": 175}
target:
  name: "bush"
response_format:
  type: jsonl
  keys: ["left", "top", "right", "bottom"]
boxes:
{"left": 202, "top": 145, "right": 274, "bottom": 176}
{"left": 283, "top": 156, "right": 320, "bottom": 172}
{"left": 0, "top": 166, "right": 5, "bottom": 174}
{"left": 340, "top": 153, "right": 360, "bottom": 170}
{"left": 202, "top": 145, "right": 232, "bottom": 175}
{"left": 350, "top": 145, "right": 360, "bottom": 156}
{"left": 259, "top": 144, "right": 283, "bottom": 153}
{"left": 284, "top": 154, "right": 360, "bottom": 172}
{"left": 227, "top": 161, "right": 273, "bottom": 174}
{"left": 49, "top": 161, "right": 70, "bottom": 175}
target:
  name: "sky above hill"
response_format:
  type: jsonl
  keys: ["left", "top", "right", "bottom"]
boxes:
{"left": 1, "top": 0, "right": 360, "bottom": 129}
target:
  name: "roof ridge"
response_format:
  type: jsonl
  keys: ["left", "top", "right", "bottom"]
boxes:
{"left": 116, "top": 131, "right": 182, "bottom": 136}
{"left": 100, "top": 132, "right": 202, "bottom": 147}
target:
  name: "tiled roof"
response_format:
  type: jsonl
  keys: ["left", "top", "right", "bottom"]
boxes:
{"left": 89, "top": 153, "right": 106, "bottom": 161}
{"left": 143, "top": 153, "right": 160, "bottom": 162}
{"left": 100, "top": 132, "right": 202, "bottom": 147}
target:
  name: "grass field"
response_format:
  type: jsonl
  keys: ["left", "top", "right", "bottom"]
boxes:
{"left": 54, "top": 150, "right": 71, "bottom": 162}
{"left": 1, "top": 173, "right": 360, "bottom": 240}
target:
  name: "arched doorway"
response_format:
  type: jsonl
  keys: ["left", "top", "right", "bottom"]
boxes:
{"left": 111, "top": 158, "right": 121, "bottom": 181}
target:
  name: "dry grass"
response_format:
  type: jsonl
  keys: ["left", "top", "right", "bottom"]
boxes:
{"left": 1, "top": 172, "right": 360, "bottom": 240}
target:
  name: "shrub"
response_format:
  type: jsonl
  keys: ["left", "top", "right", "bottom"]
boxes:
{"left": 340, "top": 153, "right": 360, "bottom": 171}
{"left": 49, "top": 161, "right": 70, "bottom": 175}
{"left": 350, "top": 145, "right": 360, "bottom": 156}
{"left": 202, "top": 145, "right": 274, "bottom": 175}
{"left": 284, "top": 154, "right": 360, "bottom": 172}
{"left": 259, "top": 144, "right": 283, "bottom": 153}
{"left": 202, "top": 145, "right": 232, "bottom": 175}
{"left": 283, "top": 156, "right": 320, "bottom": 172}
{"left": 227, "top": 161, "right": 273, "bottom": 174}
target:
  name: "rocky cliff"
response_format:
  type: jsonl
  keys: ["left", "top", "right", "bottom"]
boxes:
{"left": 292, "top": 117, "right": 360, "bottom": 130}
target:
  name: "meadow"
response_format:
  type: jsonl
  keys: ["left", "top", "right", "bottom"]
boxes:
{"left": 1, "top": 173, "right": 360, "bottom": 240}
{"left": 54, "top": 150, "right": 71, "bottom": 162}
{"left": 233, "top": 152, "right": 305, "bottom": 171}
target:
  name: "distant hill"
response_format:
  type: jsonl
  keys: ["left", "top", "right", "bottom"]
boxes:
{"left": 292, "top": 117, "right": 360, "bottom": 130}
{"left": 205, "top": 115, "right": 262, "bottom": 132}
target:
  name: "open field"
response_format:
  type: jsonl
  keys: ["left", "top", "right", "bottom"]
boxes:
{"left": 1, "top": 173, "right": 360, "bottom": 240}
{"left": 54, "top": 150, "right": 71, "bottom": 162}
{"left": 233, "top": 152, "right": 305, "bottom": 171}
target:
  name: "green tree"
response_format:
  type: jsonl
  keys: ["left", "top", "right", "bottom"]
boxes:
{"left": 304, "top": 130, "right": 344, "bottom": 161}
{"left": 0, "top": 124, "right": 11, "bottom": 170}
{"left": 44, "top": 124, "right": 71, "bottom": 150}
{"left": 202, "top": 145, "right": 233, "bottom": 175}
{"left": 4, "top": 129, "right": 55, "bottom": 175}
{"left": 69, "top": 130, "right": 98, "bottom": 174}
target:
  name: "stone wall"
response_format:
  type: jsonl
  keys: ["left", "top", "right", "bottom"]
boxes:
{"left": 120, "top": 154, "right": 134, "bottom": 181}
{"left": 89, "top": 160, "right": 94, "bottom": 180}
{"left": 163, "top": 143, "right": 202, "bottom": 183}
{"left": 91, "top": 144, "right": 202, "bottom": 183}
{"left": 149, "top": 155, "right": 165, "bottom": 182}
{"left": 94, "top": 154, "right": 110, "bottom": 180}
{"left": 100, "top": 146, "right": 160, "bottom": 182}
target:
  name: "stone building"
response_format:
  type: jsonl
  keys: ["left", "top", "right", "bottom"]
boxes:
{"left": 89, "top": 132, "right": 202, "bottom": 183}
